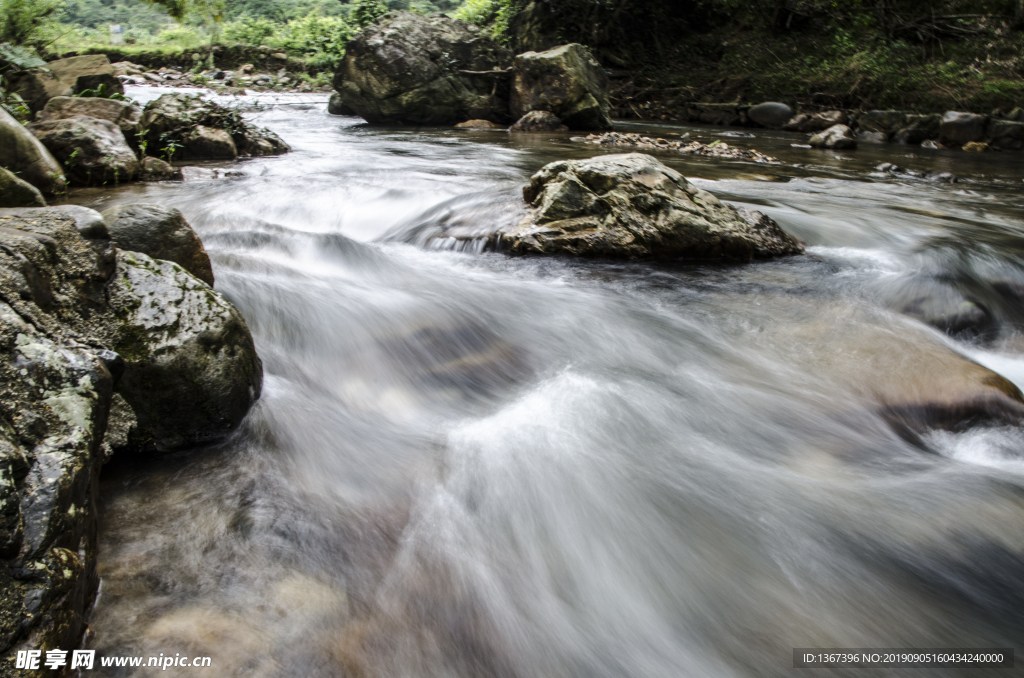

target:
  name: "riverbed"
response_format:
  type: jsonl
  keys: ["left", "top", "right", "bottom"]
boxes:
{"left": 75, "top": 86, "right": 1024, "bottom": 677}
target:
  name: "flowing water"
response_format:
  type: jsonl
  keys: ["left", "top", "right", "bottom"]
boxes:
{"left": 74, "top": 87, "right": 1024, "bottom": 677}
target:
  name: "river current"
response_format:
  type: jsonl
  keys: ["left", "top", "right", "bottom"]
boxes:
{"left": 74, "top": 86, "right": 1024, "bottom": 677}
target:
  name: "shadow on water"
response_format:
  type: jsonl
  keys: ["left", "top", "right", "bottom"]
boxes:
{"left": 82, "top": 87, "right": 1024, "bottom": 677}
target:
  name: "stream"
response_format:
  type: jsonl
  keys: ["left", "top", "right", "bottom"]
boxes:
{"left": 73, "top": 86, "right": 1024, "bottom": 677}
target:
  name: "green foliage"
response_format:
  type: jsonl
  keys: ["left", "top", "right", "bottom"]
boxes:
{"left": 351, "top": 0, "right": 388, "bottom": 28}
{"left": 0, "top": 0, "right": 65, "bottom": 46}
{"left": 452, "top": 0, "right": 495, "bottom": 25}
{"left": 222, "top": 14, "right": 276, "bottom": 43}
{"left": 62, "top": 0, "right": 173, "bottom": 33}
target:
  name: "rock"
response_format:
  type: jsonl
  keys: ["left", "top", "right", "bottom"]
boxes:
{"left": 36, "top": 96, "right": 142, "bottom": 138}
{"left": 455, "top": 119, "right": 505, "bottom": 129}
{"left": 332, "top": 12, "right": 512, "bottom": 125}
{"left": 510, "top": 44, "right": 611, "bottom": 130}
{"left": 0, "top": 205, "right": 108, "bottom": 239}
{"left": 0, "top": 167, "right": 46, "bottom": 207}
{"left": 857, "top": 110, "right": 909, "bottom": 138}
{"left": 327, "top": 91, "right": 356, "bottom": 116}
{"left": 9, "top": 55, "right": 123, "bottom": 112}
{"left": 138, "top": 156, "right": 182, "bottom": 181}
{"left": 921, "top": 139, "right": 944, "bottom": 150}
{"left": 1005, "top": 107, "right": 1024, "bottom": 122}
{"left": 804, "top": 110, "right": 848, "bottom": 132}
{"left": 0, "top": 108, "right": 67, "bottom": 195}
{"left": 101, "top": 204, "right": 214, "bottom": 286}
{"left": 139, "top": 93, "right": 289, "bottom": 160}
{"left": 100, "top": 251, "right": 261, "bottom": 450}
{"left": 509, "top": 110, "right": 568, "bottom": 132}
{"left": 185, "top": 125, "right": 237, "bottom": 159}
{"left": 893, "top": 113, "right": 940, "bottom": 145}
{"left": 747, "top": 102, "right": 793, "bottom": 128}
{"left": 874, "top": 163, "right": 955, "bottom": 183}
{"left": 28, "top": 116, "right": 139, "bottom": 186}
{"left": 885, "top": 277, "right": 994, "bottom": 340}
{"left": 857, "top": 130, "right": 888, "bottom": 144}
{"left": 986, "top": 119, "right": 1024, "bottom": 151}
{"left": 496, "top": 153, "right": 803, "bottom": 259}
{"left": 110, "top": 61, "right": 143, "bottom": 77}
{"left": 809, "top": 124, "right": 857, "bottom": 149}
{"left": 782, "top": 114, "right": 810, "bottom": 132}
{"left": 939, "top": 111, "right": 987, "bottom": 147}
{"left": 962, "top": 141, "right": 989, "bottom": 153}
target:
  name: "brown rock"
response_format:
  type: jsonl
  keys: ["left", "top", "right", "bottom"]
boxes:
{"left": 509, "top": 110, "right": 568, "bottom": 132}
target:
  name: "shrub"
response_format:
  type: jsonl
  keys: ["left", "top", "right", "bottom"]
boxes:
{"left": 351, "top": 0, "right": 388, "bottom": 28}
{"left": 0, "top": 0, "right": 65, "bottom": 46}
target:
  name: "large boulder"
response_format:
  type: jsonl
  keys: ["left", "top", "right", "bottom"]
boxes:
{"left": 0, "top": 109, "right": 67, "bottom": 196}
{"left": 36, "top": 96, "right": 142, "bottom": 138}
{"left": 28, "top": 117, "right": 139, "bottom": 186}
{"left": 139, "top": 93, "right": 289, "bottom": 160}
{"left": 892, "top": 113, "right": 940, "bottom": 145}
{"left": 0, "top": 168, "right": 45, "bottom": 207}
{"left": 809, "top": 124, "right": 857, "bottom": 150}
{"left": 747, "top": 102, "right": 793, "bottom": 128}
{"left": 101, "top": 204, "right": 215, "bottom": 286}
{"left": 9, "top": 55, "right": 123, "bottom": 113}
{"left": 496, "top": 153, "right": 803, "bottom": 259}
{"left": 856, "top": 110, "right": 909, "bottom": 138}
{"left": 804, "top": 110, "right": 848, "bottom": 132}
{"left": 939, "top": 111, "right": 987, "bottom": 147}
{"left": 327, "top": 91, "right": 355, "bottom": 116}
{"left": 510, "top": 43, "right": 612, "bottom": 131}
{"left": 332, "top": 12, "right": 512, "bottom": 125}
{"left": 98, "top": 251, "right": 262, "bottom": 451}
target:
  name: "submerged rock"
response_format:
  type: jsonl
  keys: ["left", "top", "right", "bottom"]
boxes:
{"left": 332, "top": 12, "right": 512, "bottom": 125}
{"left": 509, "top": 110, "right": 567, "bottom": 132}
{"left": 497, "top": 153, "right": 803, "bottom": 259}
{"left": 28, "top": 116, "right": 139, "bottom": 186}
{"left": 101, "top": 204, "right": 215, "bottom": 286}
{"left": 0, "top": 108, "right": 67, "bottom": 196}
{"left": 510, "top": 43, "right": 612, "bottom": 131}
{"left": 0, "top": 167, "right": 46, "bottom": 207}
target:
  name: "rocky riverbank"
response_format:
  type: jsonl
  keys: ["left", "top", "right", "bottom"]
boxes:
{"left": 0, "top": 205, "right": 261, "bottom": 675}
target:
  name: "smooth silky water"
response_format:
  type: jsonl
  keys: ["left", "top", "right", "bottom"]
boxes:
{"left": 72, "top": 87, "right": 1024, "bottom": 676}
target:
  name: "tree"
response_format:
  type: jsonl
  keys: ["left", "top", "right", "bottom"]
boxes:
{"left": 0, "top": 0, "right": 65, "bottom": 46}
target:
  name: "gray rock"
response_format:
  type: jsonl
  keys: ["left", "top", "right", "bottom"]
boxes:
{"left": 496, "top": 153, "right": 803, "bottom": 260}
{"left": 783, "top": 114, "right": 810, "bottom": 132}
{"left": 28, "top": 116, "right": 139, "bottom": 186}
{"left": 892, "top": 113, "right": 940, "bottom": 145}
{"left": 509, "top": 110, "right": 568, "bottom": 132}
{"left": 857, "top": 130, "right": 888, "bottom": 144}
{"left": 887, "top": 277, "right": 994, "bottom": 341}
{"left": 809, "top": 124, "right": 858, "bottom": 149}
{"left": 101, "top": 204, "right": 214, "bottom": 286}
{"left": 327, "top": 91, "right": 356, "bottom": 116}
{"left": 747, "top": 102, "right": 793, "bottom": 128}
{"left": 0, "top": 108, "right": 67, "bottom": 195}
{"left": 8, "top": 55, "right": 123, "bottom": 112}
{"left": 37, "top": 96, "right": 142, "bottom": 138}
{"left": 939, "top": 111, "right": 987, "bottom": 147}
{"left": 138, "top": 156, "right": 182, "bottom": 181}
{"left": 0, "top": 205, "right": 108, "bottom": 238}
{"left": 986, "top": 119, "right": 1024, "bottom": 151}
{"left": 332, "top": 12, "right": 512, "bottom": 125}
{"left": 0, "top": 167, "right": 45, "bottom": 207}
{"left": 804, "top": 110, "right": 847, "bottom": 132}
{"left": 510, "top": 44, "right": 612, "bottom": 130}
{"left": 101, "top": 251, "right": 261, "bottom": 450}
{"left": 140, "top": 93, "right": 289, "bottom": 160}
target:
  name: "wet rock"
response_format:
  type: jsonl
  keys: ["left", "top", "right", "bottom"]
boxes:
{"left": 857, "top": 110, "right": 909, "bottom": 138}
{"left": 886, "top": 277, "right": 994, "bottom": 340}
{"left": 139, "top": 156, "right": 182, "bottom": 182}
{"left": 332, "top": 12, "right": 512, "bottom": 125}
{"left": 809, "top": 124, "right": 857, "bottom": 150}
{"left": 99, "top": 251, "right": 261, "bottom": 450}
{"left": 101, "top": 204, "right": 214, "bottom": 286}
{"left": 782, "top": 114, "right": 810, "bottom": 132}
{"left": 804, "top": 110, "right": 848, "bottom": 132}
{"left": 921, "top": 139, "right": 944, "bottom": 150}
{"left": 0, "top": 108, "right": 67, "bottom": 196}
{"left": 140, "top": 93, "right": 288, "bottom": 161}
{"left": 327, "top": 91, "right": 355, "bottom": 116}
{"left": 962, "top": 141, "right": 989, "bottom": 153}
{"left": 455, "top": 119, "right": 505, "bottom": 130}
{"left": 497, "top": 153, "right": 802, "bottom": 260}
{"left": 893, "top": 113, "right": 940, "bottom": 145}
{"left": 874, "top": 163, "right": 956, "bottom": 183}
{"left": 37, "top": 96, "right": 142, "bottom": 138}
{"left": 509, "top": 110, "right": 567, "bottom": 132}
{"left": 857, "top": 130, "right": 888, "bottom": 144}
{"left": 0, "top": 168, "right": 45, "bottom": 207}
{"left": 0, "top": 205, "right": 108, "bottom": 239}
{"left": 747, "top": 102, "right": 792, "bottom": 128}
{"left": 986, "top": 119, "right": 1024, "bottom": 151}
{"left": 28, "top": 116, "right": 139, "bottom": 186}
{"left": 939, "top": 111, "right": 987, "bottom": 147}
{"left": 511, "top": 44, "right": 611, "bottom": 130}
{"left": 8, "top": 55, "right": 123, "bottom": 112}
